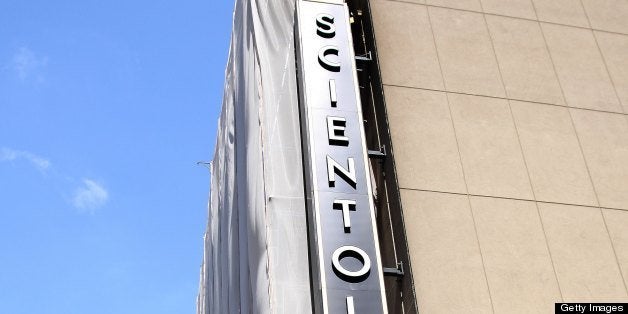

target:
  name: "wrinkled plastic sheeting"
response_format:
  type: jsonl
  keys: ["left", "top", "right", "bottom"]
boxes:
{"left": 196, "top": 0, "right": 312, "bottom": 313}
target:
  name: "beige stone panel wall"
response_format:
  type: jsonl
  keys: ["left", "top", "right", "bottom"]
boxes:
{"left": 426, "top": 0, "right": 481, "bottom": 12}
{"left": 570, "top": 109, "right": 628, "bottom": 210}
{"left": 384, "top": 86, "right": 466, "bottom": 193}
{"left": 581, "top": 0, "right": 628, "bottom": 34}
{"left": 470, "top": 197, "right": 561, "bottom": 313}
{"left": 480, "top": 0, "right": 536, "bottom": 20}
{"left": 510, "top": 101, "right": 597, "bottom": 206}
{"left": 396, "top": 0, "right": 424, "bottom": 4}
{"left": 448, "top": 94, "right": 533, "bottom": 199}
{"left": 370, "top": 0, "right": 443, "bottom": 90}
{"left": 370, "top": 0, "right": 628, "bottom": 311}
{"left": 485, "top": 15, "right": 564, "bottom": 105}
{"left": 400, "top": 190, "right": 492, "bottom": 314}
{"left": 595, "top": 32, "right": 628, "bottom": 113}
{"left": 603, "top": 209, "right": 628, "bottom": 289}
{"left": 542, "top": 23, "right": 622, "bottom": 113}
{"left": 539, "top": 203, "right": 628, "bottom": 301}
{"left": 530, "top": 0, "right": 589, "bottom": 28}
{"left": 428, "top": 7, "right": 505, "bottom": 97}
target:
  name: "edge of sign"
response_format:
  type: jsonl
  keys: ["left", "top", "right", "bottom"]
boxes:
{"left": 341, "top": 2, "right": 390, "bottom": 313}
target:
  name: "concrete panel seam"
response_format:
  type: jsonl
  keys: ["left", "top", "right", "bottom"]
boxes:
{"left": 577, "top": 2, "right": 628, "bottom": 293}
{"left": 383, "top": 0, "right": 628, "bottom": 37}
{"left": 530, "top": 0, "right": 628, "bottom": 296}
{"left": 533, "top": 0, "right": 628, "bottom": 293}
{"left": 578, "top": 0, "right": 626, "bottom": 115}
{"left": 398, "top": 187, "right": 628, "bottom": 213}
{"left": 425, "top": 6, "right": 496, "bottom": 313}
{"left": 533, "top": 5, "right": 628, "bottom": 297}
{"left": 479, "top": 0, "right": 565, "bottom": 300}
{"left": 601, "top": 208, "right": 628, "bottom": 296}
{"left": 381, "top": 83, "right": 628, "bottom": 116}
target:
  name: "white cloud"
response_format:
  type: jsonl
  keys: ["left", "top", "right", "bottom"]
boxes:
{"left": 1, "top": 148, "right": 110, "bottom": 214}
{"left": 11, "top": 47, "right": 47, "bottom": 81}
{"left": 0, "top": 147, "right": 51, "bottom": 171}
{"left": 72, "top": 179, "right": 109, "bottom": 213}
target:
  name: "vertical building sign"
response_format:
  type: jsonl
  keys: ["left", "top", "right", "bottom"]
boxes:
{"left": 295, "top": 0, "right": 388, "bottom": 313}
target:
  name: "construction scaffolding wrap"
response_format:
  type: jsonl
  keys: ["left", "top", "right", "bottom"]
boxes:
{"left": 196, "top": 0, "right": 312, "bottom": 313}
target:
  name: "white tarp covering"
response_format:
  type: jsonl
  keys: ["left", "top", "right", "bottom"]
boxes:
{"left": 196, "top": 0, "right": 312, "bottom": 313}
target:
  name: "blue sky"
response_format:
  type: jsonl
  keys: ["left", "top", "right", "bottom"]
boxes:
{"left": 0, "top": 1, "right": 232, "bottom": 313}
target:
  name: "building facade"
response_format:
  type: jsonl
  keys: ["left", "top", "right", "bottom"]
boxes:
{"left": 198, "top": 0, "right": 628, "bottom": 313}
